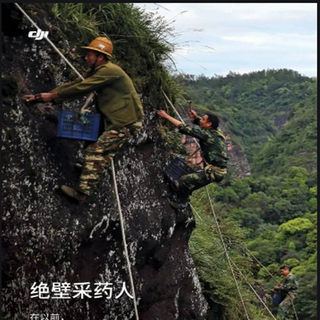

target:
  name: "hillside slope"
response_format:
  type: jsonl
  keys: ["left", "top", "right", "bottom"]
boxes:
{"left": 177, "top": 70, "right": 316, "bottom": 167}
{"left": 179, "top": 72, "right": 317, "bottom": 319}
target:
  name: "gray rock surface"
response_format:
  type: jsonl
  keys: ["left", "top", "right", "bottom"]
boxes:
{"left": 1, "top": 10, "right": 208, "bottom": 320}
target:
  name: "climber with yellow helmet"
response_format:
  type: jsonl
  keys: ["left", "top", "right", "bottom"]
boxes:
{"left": 22, "top": 37, "right": 144, "bottom": 203}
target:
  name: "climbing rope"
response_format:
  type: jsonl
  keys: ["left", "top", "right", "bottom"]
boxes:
{"left": 243, "top": 247, "right": 299, "bottom": 320}
{"left": 244, "top": 247, "right": 275, "bottom": 279}
{"left": 15, "top": 4, "right": 139, "bottom": 318}
{"left": 14, "top": 2, "right": 95, "bottom": 111}
{"left": 111, "top": 159, "right": 139, "bottom": 320}
{"left": 206, "top": 188, "right": 251, "bottom": 320}
{"left": 162, "top": 91, "right": 251, "bottom": 319}
{"left": 230, "top": 259, "right": 278, "bottom": 320}
{"left": 14, "top": 3, "right": 84, "bottom": 80}
{"left": 189, "top": 203, "right": 203, "bottom": 221}
{"left": 163, "top": 93, "right": 299, "bottom": 320}
{"left": 162, "top": 89, "right": 186, "bottom": 124}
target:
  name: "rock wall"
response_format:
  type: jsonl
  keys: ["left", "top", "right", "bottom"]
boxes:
{"left": 1, "top": 4, "right": 208, "bottom": 320}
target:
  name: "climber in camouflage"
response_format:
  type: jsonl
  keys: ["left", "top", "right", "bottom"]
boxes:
{"left": 22, "top": 37, "right": 144, "bottom": 203}
{"left": 157, "top": 108, "right": 228, "bottom": 196}
{"left": 274, "top": 266, "right": 298, "bottom": 320}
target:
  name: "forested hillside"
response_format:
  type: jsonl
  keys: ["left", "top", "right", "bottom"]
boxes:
{"left": 1, "top": 2, "right": 316, "bottom": 320}
{"left": 176, "top": 70, "right": 316, "bottom": 165}
{"left": 176, "top": 71, "right": 317, "bottom": 320}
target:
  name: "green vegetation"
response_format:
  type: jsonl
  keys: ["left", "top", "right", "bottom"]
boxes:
{"left": 190, "top": 186, "right": 275, "bottom": 320}
{"left": 253, "top": 88, "right": 317, "bottom": 175}
{"left": 184, "top": 71, "right": 317, "bottom": 320}
{"left": 25, "top": 3, "right": 180, "bottom": 103}
{"left": 176, "top": 70, "right": 316, "bottom": 165}
{"left": 17, "top": 4, "right": 316, "bottom": 319}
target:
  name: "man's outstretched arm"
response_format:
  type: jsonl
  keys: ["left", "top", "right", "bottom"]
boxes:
{"left": 157, "top": 109, "right": 209, "bottom": 141}
{"left": 157, "top": 110, "right": 182, "bottom": 127}
{"left": 22, "top": 92, "right": 59, "bottom": 102}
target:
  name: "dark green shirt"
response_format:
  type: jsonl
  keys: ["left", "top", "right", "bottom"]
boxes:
{"left": 280, "top": 273, "right": 298, "bottom": 295}
{"left": 51, "top": 61, "right": 144, "bottom": 130}
{"left": 178, "top": 120, "right": 228, "bottom": 168}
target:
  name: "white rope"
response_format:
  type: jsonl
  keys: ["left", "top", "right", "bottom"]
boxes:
{"left": 162, "top": 91, "right": 250, "bottom": 319}
{"left": 190, "top": 203, "right": 203, "bottom": 221}
{"left": 16, "top": 4, "right": 139, "bottom": 318}
{"left": 230, "top": 259, "right": 278, "bottom": 320}
{"left": 206, "top": 188, "right": 251, "bottom": 320}
{"left": 245, "top": 247, "right": 275, "bottom": 279}
{"left": 14, "top": 3, "right": 95, "bottom": 110}
{"left": 162, "top": 89, "right": 187, "bottom": 124}
{"left": 111, "top": 159, "right": 139, "bottom": 320}
{"left": 15, "top": 3, "right": 84, "bottom": 80}
{"left": 244, "top": 248, "right": 299, "bottom": 320}
{"left": 162, "top": 93, "right": 300, "bottom": 320}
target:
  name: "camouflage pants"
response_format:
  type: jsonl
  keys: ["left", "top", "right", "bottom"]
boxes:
{"left": 177, "top": 164, "right": 227, "bottom": 194}
{"left": 276, "top": 294, "right": 296, "bottom": 320}
{"left": 78, "top": 122, "right": 142, "bottom": 195}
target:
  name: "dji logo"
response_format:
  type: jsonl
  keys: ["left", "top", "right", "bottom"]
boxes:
{"left": 28, "top": 29, "right": 49, "bottom": 40}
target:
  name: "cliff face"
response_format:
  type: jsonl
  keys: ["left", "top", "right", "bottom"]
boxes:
{"left": 1, "top": 5, "right": 208, "bottom": 320}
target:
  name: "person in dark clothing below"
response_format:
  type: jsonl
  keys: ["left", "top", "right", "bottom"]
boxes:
{"left": 157, "top": 108, "right": 228, "bottom": 201}
{"left": 274, "top": 266, "right": 298, "bottom": 320}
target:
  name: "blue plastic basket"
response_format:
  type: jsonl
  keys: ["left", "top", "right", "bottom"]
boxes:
{"left": 271, "top": 292, "right": 284, "bottom": 305}
{"left": 57, "top": 110, "right": 100, "bottom": 141}
{"left": 165, "top": 157, "right": 196, "bottom": 182}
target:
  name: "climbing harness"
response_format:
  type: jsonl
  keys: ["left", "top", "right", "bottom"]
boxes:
{"left": 15, "top": 4, "right": 139, "bottom": 319}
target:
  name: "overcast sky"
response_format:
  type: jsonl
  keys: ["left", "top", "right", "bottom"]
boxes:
{"left": 135, "top": 3, "right": 317, "bottom": 78}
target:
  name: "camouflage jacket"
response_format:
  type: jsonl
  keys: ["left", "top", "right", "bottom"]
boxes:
{"left": 179, "top": 118, "right": 228, "bottom": 168}
{"left": 51, "top": 61, "right": 144, "bottom": 130}
{"left": 280, "top": 273, "right": 298, "bottom": 295}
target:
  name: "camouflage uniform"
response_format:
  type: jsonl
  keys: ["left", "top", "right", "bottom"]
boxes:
{"left": 78, "top": 122, "right": 142, "bottom": 195}
{"left": 276, "top": 273, "right": 298, "bottom": 320}
{"left": 52, "top": 61, "right": 144, "bottom": 195}
{"left": 176, "top": 118, "right": 228, "bottom": 194}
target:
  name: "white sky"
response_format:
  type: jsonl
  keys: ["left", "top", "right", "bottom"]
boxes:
{"left": 135, "top": 3, "right": 317, "bottom": 78}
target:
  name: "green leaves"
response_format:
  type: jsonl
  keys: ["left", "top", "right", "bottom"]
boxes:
{"left": 47, "top": 3, "right": 177, "bottom": 101}
{"left": 278, "top": 217, "right": 313, "bottom": 235}
{"left": 177, "top": 69, "right": 316, "bottom": 168}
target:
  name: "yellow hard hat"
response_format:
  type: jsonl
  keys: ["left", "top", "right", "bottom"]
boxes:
{"left": 81, "top": 37, "right": 113, "bottom": 57}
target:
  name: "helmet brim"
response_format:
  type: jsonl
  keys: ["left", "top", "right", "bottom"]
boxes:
{"left": 81, "top": 46, "right": 112, "bottom": 57}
